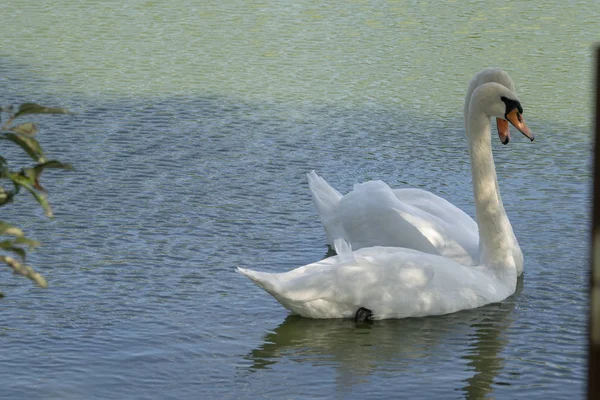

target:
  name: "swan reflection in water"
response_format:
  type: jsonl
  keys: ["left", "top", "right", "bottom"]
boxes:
{"left": 243, "top": 278, "right": 522, "bottom": 399}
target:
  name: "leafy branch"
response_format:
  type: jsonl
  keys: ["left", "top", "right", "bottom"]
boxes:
{"left": 0, "top": 103, "right": 73, "bottom": 297}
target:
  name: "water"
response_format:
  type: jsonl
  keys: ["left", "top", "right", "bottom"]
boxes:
{"left": 0, "top": 1, "right": 596, "bottom": 398}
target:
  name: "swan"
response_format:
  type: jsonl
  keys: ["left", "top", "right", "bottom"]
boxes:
{"left": 307, "top": 68, "right": 528, "bottom": 275}
{"left": 238, "top": 77, "right": 534, "bottom": 320}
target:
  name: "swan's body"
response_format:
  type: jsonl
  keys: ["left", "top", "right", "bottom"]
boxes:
{"left": 238, "top": 244, "right": 515, "bottom": 320}
{"left": 238, "top": 73, "right": 534, "bottom": 319}
{"left": 307, "top": 67, "right": 525, "bottom": 275}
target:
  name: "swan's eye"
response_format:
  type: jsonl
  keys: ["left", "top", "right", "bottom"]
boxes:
{"left": 500, "top": 96, "right": 523, "bottom": 116}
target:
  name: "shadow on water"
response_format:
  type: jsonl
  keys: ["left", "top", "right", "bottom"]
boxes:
{"left": 458, "top": 278, "right": 524, "bottom": 399}
{"left": 242, "top": 278, "right": 523, "bottom": 398}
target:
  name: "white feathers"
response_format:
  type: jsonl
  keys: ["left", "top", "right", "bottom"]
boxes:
{"left": 333, "top": 239, "right": 354, "bottom": 263}
{"left": 307, "top": 170, "right": 345, "bottom": 246}
{"left": 238, "top": 69, "right": 528, "bottom": 319}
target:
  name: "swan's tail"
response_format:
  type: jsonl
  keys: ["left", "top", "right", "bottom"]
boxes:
{"left": 237, "top": 267, "right": 282, "bottom": 294}
{"left": 307, "top": 171, "right": 346, "bottom": 245}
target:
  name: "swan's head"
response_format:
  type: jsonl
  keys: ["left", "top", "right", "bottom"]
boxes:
{"left": 470, "top": 82, "right": 534, "bottom": 144}
{"left": 499, "top": 95, "right": 534, "bottom": 144}
{"left": 466, "top": 68, "right": 518, "bottom": 144}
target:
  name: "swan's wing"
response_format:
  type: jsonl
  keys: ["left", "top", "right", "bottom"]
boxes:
{"left": 338, "top": 181, "right": 478, "bottom": 265}
{"left": 333, "top": 238, "right": 354, "bottom": 263}
{"left": 338, "top": 181, "right": 438, "bottom": 252}
{"left": 307, "top": 171, "right": 345, "bottom": 245}
{"left": 391, "top": 188, "right": 478, "bottom": 235}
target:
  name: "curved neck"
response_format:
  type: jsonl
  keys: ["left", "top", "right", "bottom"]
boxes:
{"left": 467, "top": 113, "right": 515, "bottom": 271}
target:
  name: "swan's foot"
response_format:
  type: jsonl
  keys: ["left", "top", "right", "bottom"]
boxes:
{"left": 354, "top": 307, "right": 373, "bottom": 323}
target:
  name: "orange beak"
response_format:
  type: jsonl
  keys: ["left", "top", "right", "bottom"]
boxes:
{"left": 497, "top": 118, "right": 510, "bottom": 145}
{"left": 505, "top": 109, "right": 534, "bottom": 142}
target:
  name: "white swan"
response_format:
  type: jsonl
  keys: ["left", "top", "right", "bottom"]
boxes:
{"left": 307, "top": 68, "right": 528, "bottom": 275}
{"left": 238, "top": 77, "right": 534, "bottom": 320}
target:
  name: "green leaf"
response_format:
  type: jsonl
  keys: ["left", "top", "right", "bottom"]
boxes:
{"left": 34, "top": 160, "right": 74, "bottom": 174}
{"left": 7, "top": 172, "right": 35, "bottom": 190}
{"left": 0, "top": 221, "right": 24, "bottom": 237}
{"left": 14, "top": 103, "right": 71, "bottom": 118}
{"left": 13, "top": 236, "right": 40, "bottom": 248}
{"left": 0, "top": 133, "right": 45, "bottom": 162}
{"left": 31, "top": 191, "right": 53, "bottom": 218}
{"left": 19, "top": 161, "right": 73, "bottom": 193}
{"left": 0, "top": 255, "right": 47, "bottom": 288}
{"left": 9, "top": 122, "right": 38, "bottom": 136}
{"left": 6, "top": 173, "right": 53, "bottom": 217}
{"left": 0, "top": 241, "right": 26, "bottom": 260}
{"left": 20, "top": 168, "right": 45, "bottom": 191}
{"left": 0, "top": 236, "right": 40, "bottom": 260}
{"left": 0, "top": 186, "right": 15, "bottom": 207}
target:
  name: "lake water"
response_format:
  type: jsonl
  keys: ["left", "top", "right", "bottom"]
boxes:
{"left": 1, "top": 1, "right": 597, "bottom": 398}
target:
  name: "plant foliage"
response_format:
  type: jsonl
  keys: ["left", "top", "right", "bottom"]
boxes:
{"left": 0, "top": 103, "right": 73, "bottom": 297}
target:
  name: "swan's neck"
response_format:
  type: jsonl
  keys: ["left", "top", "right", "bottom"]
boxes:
{"left": 467, "top": 114, "right": 516, "bottom": 272}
